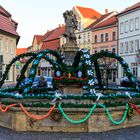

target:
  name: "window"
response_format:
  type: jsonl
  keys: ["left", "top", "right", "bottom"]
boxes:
{"left": 130, "top": 19, "right": 134, "bottom": 31}
{"left": 78, "top": 35, "right": 81, "bottom": 44}
{"left": 135, "top": 39, "right": 139, "bottom": 51}
{"left": 112, "top": 48, "right": 116, "bottom": 53}
{"left": 135, "top": 17, "right": 139, "bottom": 30}
{"left": 120, "top": 22, "right": 124, "bottom": 34}
{"left": 5, "top": 39, "right": 8, "bottom": 52}
{"left": 0, "top": 37, "right": 3, "bottom": 52}
{"left": 87, "top": 32, "right": 90, "bottom": 42}
{"left": 10, "top": 40, "right": 13, "bottom": 53}
{"left": 83, "top": 33, "right": 86, "bottom": 43}
{"left": 131, "top": 63, "right": 138, "bottom": 77}
{"left": 120, "top": 43, "right": 123, "bottom": 54}
{"left": 108, "top": 70, "right": 112, "bottom": 80}
{"left": 94, "top": 35, "right": 97, "bottom": 43}
{"left": 94, "top": 50, "right": 97, "bottom": 54}
{"left": 0, "top": 55, "right": 3, "bottom": 79}
{"left": 6, "top": 65, "right": 9, "bottom": 80}
{"left": 48, "top": 69, "right": 50, "bottom": 77}
{"left": 78, "top": 21, "right": 81, "bottom": 30}
{"left": 125, "top": 21, "right": 128, "bottom": 33}
{"left": 112, "top": 32, "right": 116, "bottom": 40}
{"left": 101, "top": 34, "right": 104, "bottom": 42}
{"left": 105, "top": 33, "right": 108, "bottom": 41}
{"left": 125, "top": 42, "right": 128, "bottom": 53}
{"left": 130, "top": 41, "right": 134, "bottom": 53}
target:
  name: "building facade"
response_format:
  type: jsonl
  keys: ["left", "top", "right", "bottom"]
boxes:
{"left": 16, "top": 48, "right": 27, "bottom": 77}
{"left": 92, "top": 15, "right": 118, "bottom": 54}
{"left": 0, "top": 5, "right": 19, "bottom": 84}
{"left": 40, "top": 26, "right": 65, "bottom": 77}
{"left": 91, "top": 15, "right": 118, "bottom": 84}
{"left": 117, "top": 2, "right": 140, "bottom": 80}
{"left": 73, "top": 6, "right": 102, "bottom": 52}
{"left": 28, "top": 26, "right": 65, "bottom": 77}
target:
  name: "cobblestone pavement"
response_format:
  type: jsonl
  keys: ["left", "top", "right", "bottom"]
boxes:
{"left": 0, "top": 126, "right": 140, "bottom": 140}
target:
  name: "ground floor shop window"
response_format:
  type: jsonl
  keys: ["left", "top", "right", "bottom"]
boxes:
{"left": 131, "top": 63, "right": 138, "bottom": 77}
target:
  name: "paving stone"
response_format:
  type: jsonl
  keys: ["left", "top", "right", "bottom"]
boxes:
{"left": 0, "top": 126, "right": 140, "bottom": 140}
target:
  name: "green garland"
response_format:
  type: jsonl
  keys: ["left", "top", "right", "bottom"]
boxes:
{"left": 22, "top": 49, "right": 65, "bottom": 94}
{"left": 58, "top": 102, "right": 128, "bottom": 124}
{"left": 15, "top": 56, "right": 36, "bottom": 89}
{"left": 91, "top": 50, "right": 137, "bottom": 89}
{"left": 0, "top": 52, "right": 37, "bottom": 88}
{"left": 0, "top": 49, "right": 139, "bottom": 109}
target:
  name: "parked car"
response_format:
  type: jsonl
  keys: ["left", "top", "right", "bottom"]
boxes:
{"left": 120, "top": 77, "right": 140, "bottom": 87}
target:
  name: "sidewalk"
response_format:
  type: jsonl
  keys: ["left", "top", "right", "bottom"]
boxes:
{"left": 0, "top": 126, "right": 140, "bottom": 140}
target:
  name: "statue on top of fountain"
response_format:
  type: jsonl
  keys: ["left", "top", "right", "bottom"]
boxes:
{"left": 63, "top": 10, "right": 78, "bottom": 45}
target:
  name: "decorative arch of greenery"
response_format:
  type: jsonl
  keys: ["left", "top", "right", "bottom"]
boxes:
{"left": 21, "top": 49, "right": 66, "bottom": 95}
{"left": 16, "top": 55, "right": 64, "bottom": 90}
{"left": 0, "top": 49, "right": 140, "bottom": 108}
{"left": 0, "top": 49, "right": 138, "bottom": 97}
{"left": 90, "top": 50, "right": 137, "bottom": 90}
{"left": 0, "top": 52, "right": 37, "bottom": 88}
{"left": 15, "top": 56, "right": 37, "bottom": 89}
{"left": 0, "top": 49, "right": 66, "bottom": 91}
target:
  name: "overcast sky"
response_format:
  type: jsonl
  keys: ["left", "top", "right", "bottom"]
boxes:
{"left": 0, "top": 0, "right": 140, "bottom": 48}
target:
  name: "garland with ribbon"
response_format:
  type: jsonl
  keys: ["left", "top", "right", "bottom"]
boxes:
{"left": 58, "top": 102, "right": 128, "bottom": 125}
{"left": 1, "top": 102, "right": 140, "bottom": 125}
{"left": 19, "top": 103, "right": 56, "bottom": 120}
{"left": 129, "top": 102, "right": 140, "bottom": 115}
{"left": 0, "top": 103, "right": 17, "bottom": 112}
{"left": 58, "top": 102, "right": 96, "bottom": 124}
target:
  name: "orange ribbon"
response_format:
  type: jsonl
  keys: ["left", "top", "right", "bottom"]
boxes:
{"left": 0, "top": 103, "right": 17, "bottom": 112}
{"left": 19, "top": 103, "right": 56, "bottom": 120}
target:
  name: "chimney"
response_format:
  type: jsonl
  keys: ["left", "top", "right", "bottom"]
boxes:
{"left": 58, "top": 24, "right": 61, "bottom": 27}
{"left": 105, "top": 9, "right": 108, "bottom": 14}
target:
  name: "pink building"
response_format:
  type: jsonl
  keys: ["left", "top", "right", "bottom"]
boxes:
{"left": 92, "top": 15, "right": 118, "bottom": 54}
{"left": 91, "top": 15, "right": 118, "bottom": 84}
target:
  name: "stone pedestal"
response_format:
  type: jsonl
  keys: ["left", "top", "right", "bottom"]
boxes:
{"left": 61, "top": 44, "right": 79, "bottom": 66}
{"left": 0, "top": 105, "right": 140, "bottom": 132}
{"left": 59, "top": 84, "right": 83, "bottom": 94}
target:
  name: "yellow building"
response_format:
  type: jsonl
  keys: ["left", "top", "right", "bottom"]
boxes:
{"left": 73, "top": 6, "right": 102, "bottom": 52}
{"left": 0, "top": 5, "right": 19, "bottom": 84}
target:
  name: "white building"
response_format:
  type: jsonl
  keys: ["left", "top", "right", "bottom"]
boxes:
{"left": 117, "top": 2, "right": 140, "bottom": 80}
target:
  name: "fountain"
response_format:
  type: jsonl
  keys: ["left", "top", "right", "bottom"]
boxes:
{"left": 0, "top": 10, "right": 140, "bottom": 132}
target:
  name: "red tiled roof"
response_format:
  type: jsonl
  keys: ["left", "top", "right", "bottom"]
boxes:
{"left": 75, "top": 6, "right": 102, "bottom": 19}
{"left": 35, "top": 35, "right": 42, "bottom": 42}
{"left": 44, "top": 26, "right": 65, "bottom": 42}
{"left": 16, "top": 48, "right": 27, "bottom": 55}
{"left": 94, "top": 15, "right": 117, "bottom": 29}
{"left": 117, "top": 2, "right": 140, "bottom": 16}
{"left": 0, "top": 6, "right": 19, "bottom": 37}
{"left": 86, "top": 12, "right": 114, "bottom": 29}
{"left": 32, "top": 35, "right": 43, "bottom": 44}
{"left": 40, "top": 26, "right": 65, "bottom": 51}
{"left": 41, "top": 39, "right": 60, "bottom": 51}
{"left": 0, "top": 5, "right": 11, "bottom": 17}
{"left": 41, "top": 29, "right": 55, "bottom": 42}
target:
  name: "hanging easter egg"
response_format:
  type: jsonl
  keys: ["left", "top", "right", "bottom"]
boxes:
{"left": 56, "top": 71, "right": 61, "bottom": 77}
{"left": 77, "top": 71, "right": 82, "bottom": 78}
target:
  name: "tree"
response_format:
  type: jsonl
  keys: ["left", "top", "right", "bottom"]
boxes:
{"left": 98, "top": 57, "right": 117, "bottom": 87}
